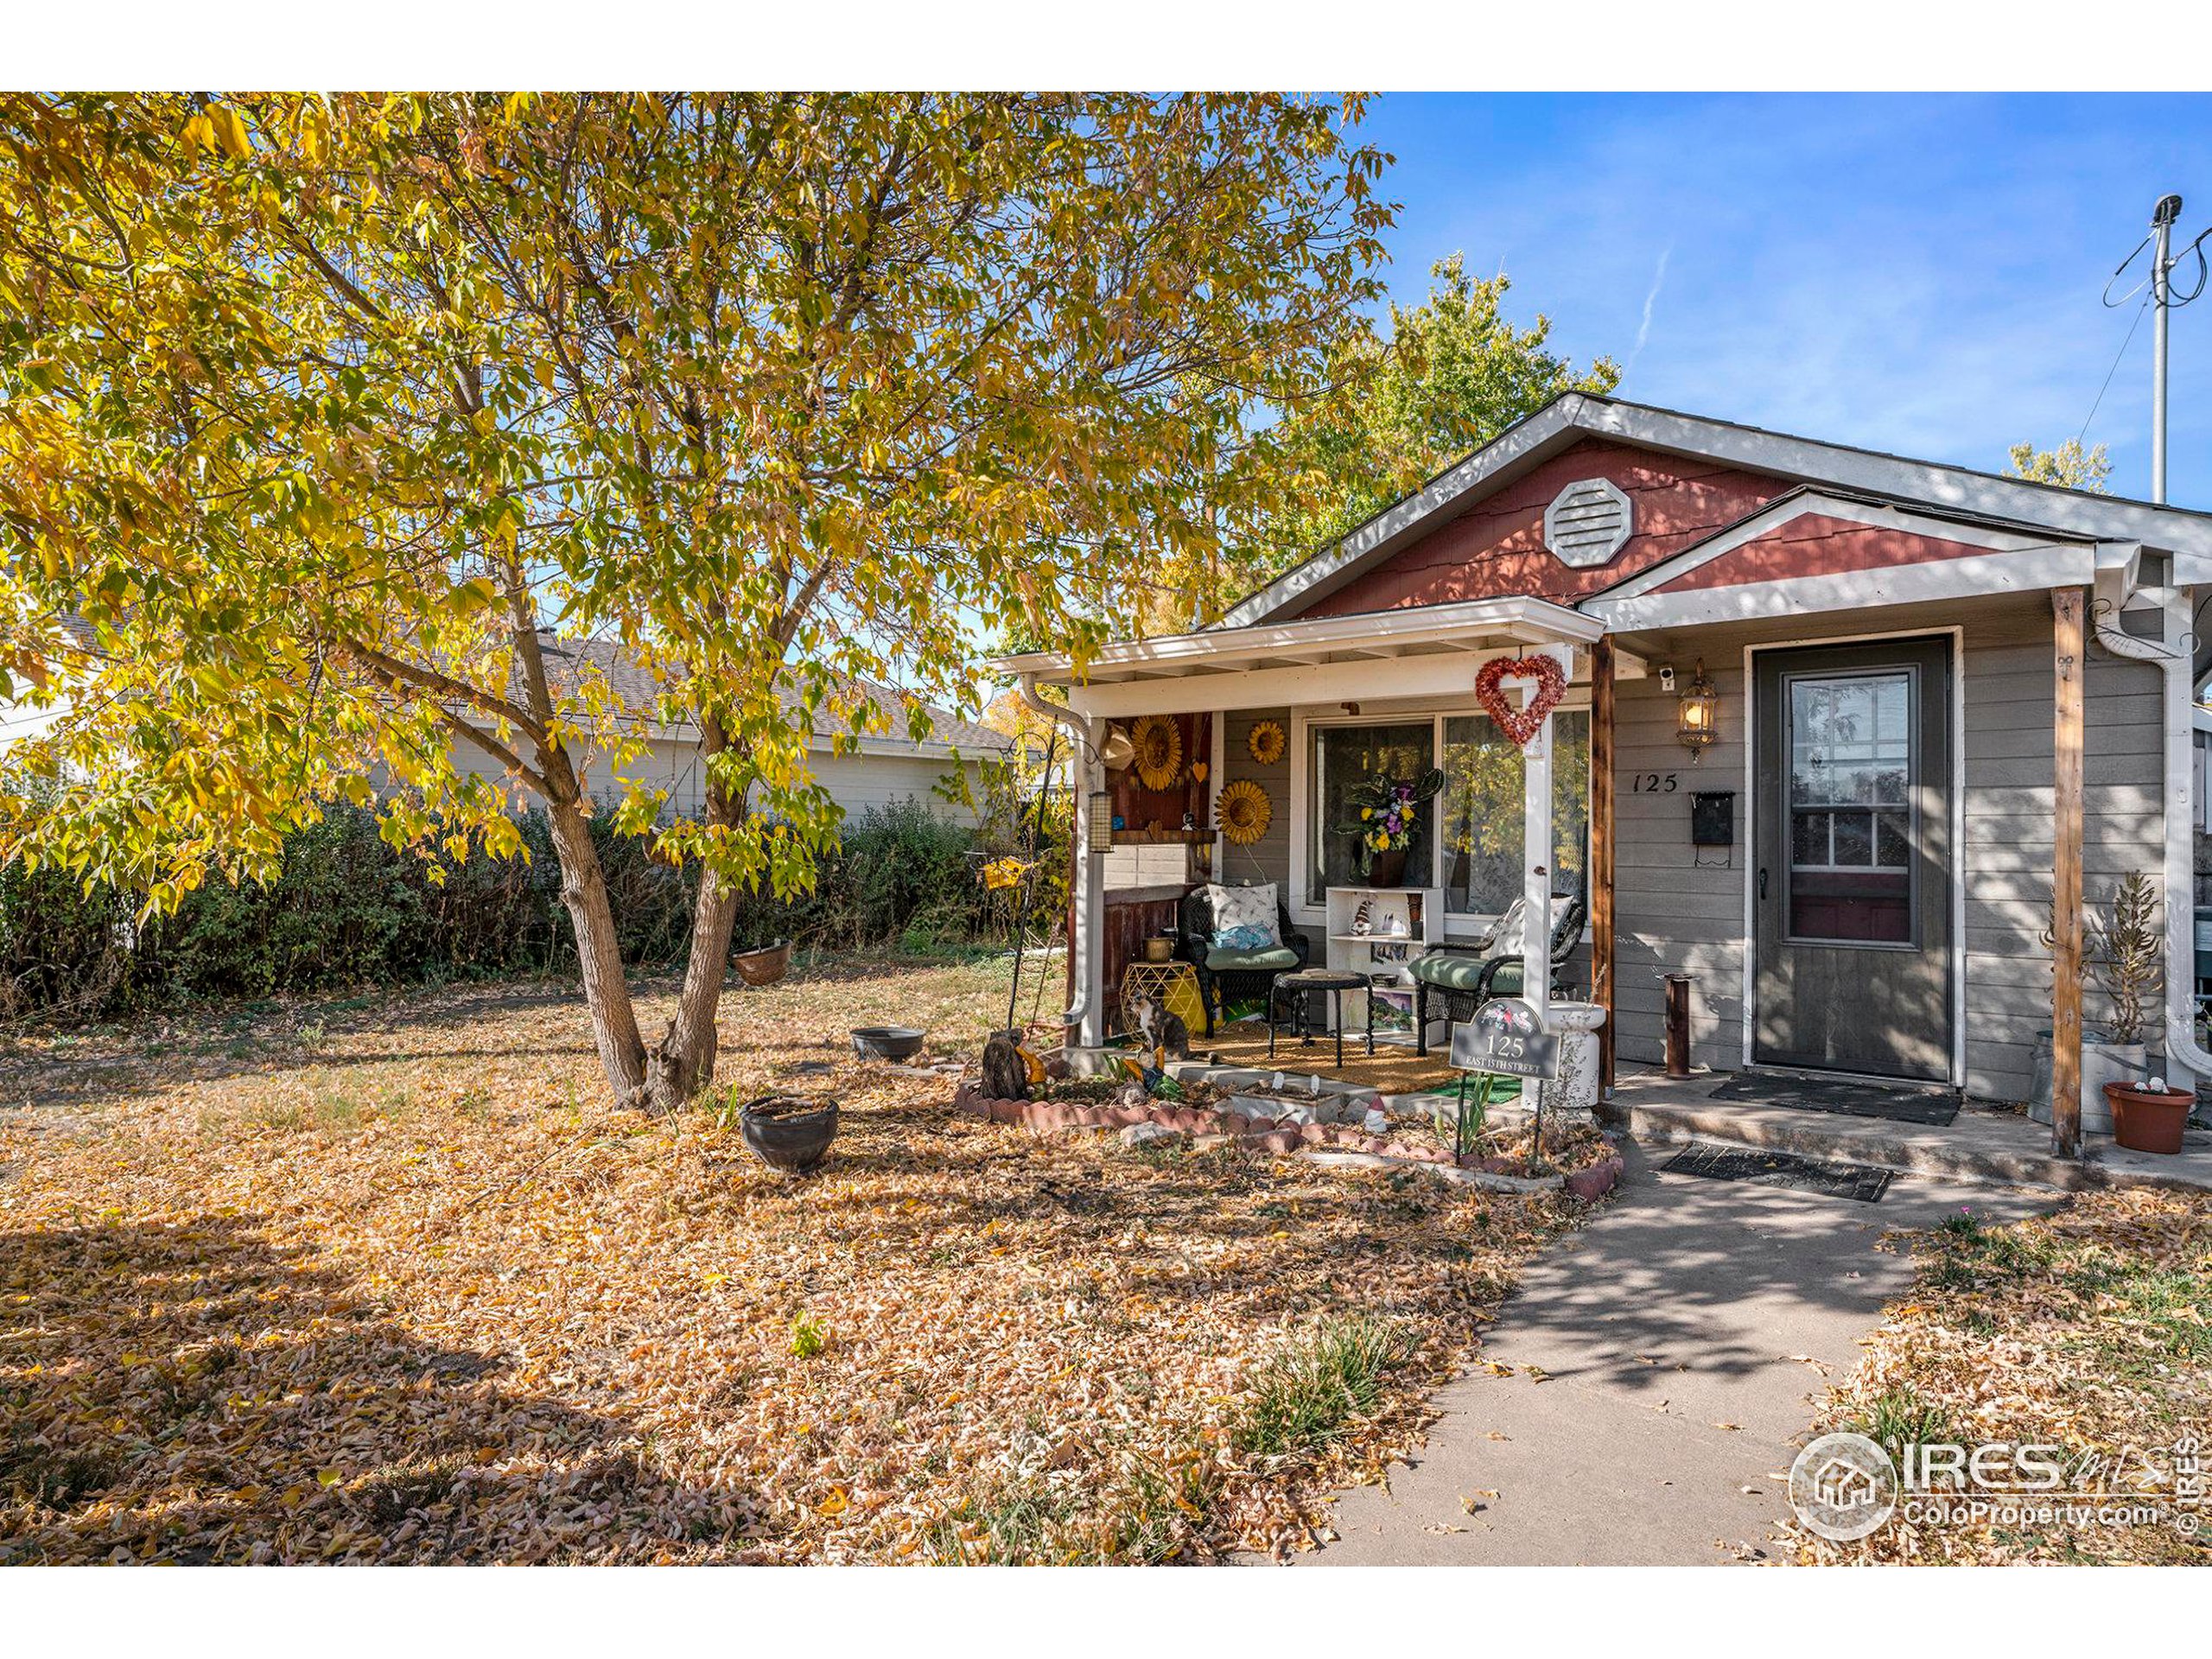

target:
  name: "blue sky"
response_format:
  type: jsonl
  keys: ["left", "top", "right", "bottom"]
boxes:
{"left": 1355, "top": 93, "right": 2212, "bottom": 508}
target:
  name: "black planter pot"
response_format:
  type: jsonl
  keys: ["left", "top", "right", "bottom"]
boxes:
{"left": 739, "top": 1095, "right": 840, "bottom": 1174}
{"left": 850, "top": 1025, "right": 926, "bottom": 1062}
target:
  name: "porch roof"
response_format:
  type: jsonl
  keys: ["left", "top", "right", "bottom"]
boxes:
{"left": 995, "top": 593, "right": 1605, "bottom": 694}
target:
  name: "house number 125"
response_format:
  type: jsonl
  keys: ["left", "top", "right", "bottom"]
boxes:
{"left": 1632, "top": 773, "right": 1680, "bottom": 793}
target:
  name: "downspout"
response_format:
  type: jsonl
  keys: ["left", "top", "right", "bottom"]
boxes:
{"left": 1018, "top": 671, "right": 1096, "bottom": 1032}
{"left": 2088, "top": 569, "right": 2212, "bottom": 1085}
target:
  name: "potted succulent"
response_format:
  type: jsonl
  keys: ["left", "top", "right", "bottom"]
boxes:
{"left": 1338, "top": 768, "right": 1444, "bottom": 887}
{"left": 2087, "top": 872, "right": 2194, "bottom": 1151}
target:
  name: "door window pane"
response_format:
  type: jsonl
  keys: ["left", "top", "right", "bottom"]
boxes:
{"left": 1875, "top": 813, "right": 1910, "bottom": 868}
{"left": 1310, "top": 722, "right": 1434, "bottom": 899}
{"left": 1440, "top": 711, "right": 1589, "bottom": 916}
{"left": 1830, "top": 810, "right": 1873, "bottom": 867}
{"left": 1785, "top": 671, "right": 1914, "bottom": 943}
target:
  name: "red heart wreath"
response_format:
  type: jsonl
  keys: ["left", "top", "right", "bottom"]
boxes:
{"left": 1476, "top": 654, "right": 1569, "bottom": 747}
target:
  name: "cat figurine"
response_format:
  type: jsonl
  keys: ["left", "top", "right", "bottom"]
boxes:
{"left": 1125, "top": 992, "right": 1191, "bottom": 1063}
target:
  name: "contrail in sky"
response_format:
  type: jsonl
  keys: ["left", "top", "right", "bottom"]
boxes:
{"left": 1629, "top": 247, "right": 1672, "bottom": 372}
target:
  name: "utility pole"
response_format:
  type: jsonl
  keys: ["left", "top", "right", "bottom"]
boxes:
{"left": 2152, "top": 193, "right": 2182, "bottom": 505}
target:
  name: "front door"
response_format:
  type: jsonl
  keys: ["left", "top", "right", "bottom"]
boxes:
{"left": 1752, "top": 636, "right": 1953, "bottom": 1081}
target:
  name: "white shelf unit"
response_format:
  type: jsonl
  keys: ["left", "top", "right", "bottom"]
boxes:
{"left": 1320, "top": 886, "right": 1444, "bottom": 1047}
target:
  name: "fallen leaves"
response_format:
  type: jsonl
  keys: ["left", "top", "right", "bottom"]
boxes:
{"left": 1792, "top": 1189, "right": 2212, "bottom": 1566}
{"left": 0, "top": 957, "right": 1586, "bottom": 1564}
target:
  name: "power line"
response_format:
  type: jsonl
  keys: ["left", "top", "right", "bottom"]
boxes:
{"left": 2077, "top": 290, "right": 2150, "bottom": 450}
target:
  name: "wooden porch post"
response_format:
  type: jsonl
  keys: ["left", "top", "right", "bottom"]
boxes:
{"left": 2051, "top": 588, "right": 2086, "bottom": 1159}
{"left": 1592, "top": 637, "right": 1617, "bottom": 1095}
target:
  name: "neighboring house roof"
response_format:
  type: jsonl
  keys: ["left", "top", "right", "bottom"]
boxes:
{"left": 1219, "top": 392, "right": 2212, "bottom": 630}
{"left": 524, "top": 633, "right": 1008, "bottom": 759}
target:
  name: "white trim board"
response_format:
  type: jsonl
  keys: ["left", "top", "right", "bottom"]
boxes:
{"left": 995, "top": 593, "right": 1605, "bottom": 682}
{"left": 1588, "top": 545, "right": 2094, "bottom": 632}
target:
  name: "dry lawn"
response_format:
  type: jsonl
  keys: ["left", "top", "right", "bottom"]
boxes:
{"left": 1797, "top": 1186, "right": 2212, "bottom": 1564}
{"left": 1, "top": 955, "right": 1587, "bottom": 1564}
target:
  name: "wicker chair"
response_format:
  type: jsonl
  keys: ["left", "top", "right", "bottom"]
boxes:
{"left": 1411, "top": 889, "right": 1587, "bottom": 1057}
{"left": 1173, "top": 887, "right": 1311, "bottom": 1037}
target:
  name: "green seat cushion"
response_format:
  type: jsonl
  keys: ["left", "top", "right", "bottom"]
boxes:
{"left": 1485, "top": 962, "right": 1525, "bottom": 998}
{"left": 1410, "top": 952, "right": 1496, "bottom": 992}
{"left": 1205, "top": 945, "right": 1301, "bottom": 973}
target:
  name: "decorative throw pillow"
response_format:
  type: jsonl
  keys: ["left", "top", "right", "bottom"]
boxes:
{"left": 1206, "top": 881, "right": 1280, "bottom": 949}
{"left": 1483, "top": 898, "right": 1529, "bottom": 956}
{"left": 1214, "top": 922, "right": 1274, "bottom": 952}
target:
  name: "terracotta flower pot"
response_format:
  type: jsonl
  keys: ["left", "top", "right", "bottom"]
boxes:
{"left": 2104, "top": 1081, "right": 2195, "bottom": 1155}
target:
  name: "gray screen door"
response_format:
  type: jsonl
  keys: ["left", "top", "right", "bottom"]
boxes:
{"left": 1751, "top": 636, "right": 1953, "bottom": 1080}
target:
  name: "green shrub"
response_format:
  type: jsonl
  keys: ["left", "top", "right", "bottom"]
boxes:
{"left": 3, "top": 791, "right": 1058, "bottom": 1021}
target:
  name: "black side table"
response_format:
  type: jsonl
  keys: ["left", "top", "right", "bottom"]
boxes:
{"left": 1268, "top": 969, "right": 1369, "bottom": 1068}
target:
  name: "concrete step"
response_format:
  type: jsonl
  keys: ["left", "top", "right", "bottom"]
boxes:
{"left": 1605, "top": 1096, "right": 2102, "bottom": 1192}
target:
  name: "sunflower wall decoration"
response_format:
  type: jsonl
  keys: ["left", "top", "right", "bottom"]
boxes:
{"left": 1247, "top": 720, "right": 1287, "bottom": 766}
{"left": 1130, "top": 714, "right": 1184, "bottom": 791}
{"left": 1217, "top": 779, "right": 1273, "bottom": 845}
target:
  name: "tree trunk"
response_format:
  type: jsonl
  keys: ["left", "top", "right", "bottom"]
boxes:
{"left": 643, "top": 861, "right": 741, "bottom": 1113}
{"left": 641, "top": 726, "right": 744, "bottom": 1114}
{"left": 543, "top": 794, "right": 651, "bottom": 1106}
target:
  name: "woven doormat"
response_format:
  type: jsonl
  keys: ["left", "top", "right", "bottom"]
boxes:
{"left": 1661, "top": 1141, "right": 1892, "bottom": 1203}
{"left": 1706, "top": 1072, "right": 1959, "bottom": 1127}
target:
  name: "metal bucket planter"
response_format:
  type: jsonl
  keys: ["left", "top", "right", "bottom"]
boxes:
{"left": 733, "top": 939, "right": 792, "bottom": 988}
{"left": 739, "top": 1094, "right": 840, "bottom": 1173}
{"left": 850, "top": 1026, "right": 926, "bottom": 1062}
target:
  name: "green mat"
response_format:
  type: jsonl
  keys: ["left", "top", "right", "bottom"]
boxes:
{"left": 1417, "top": 1074, "right": 1522, "bottom": 1102}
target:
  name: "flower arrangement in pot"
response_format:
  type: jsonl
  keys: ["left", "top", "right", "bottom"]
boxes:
{"left": 1337, "top": 767, "right": 1444, "bottom": 887}
{"left": 2089, "top": 872, "right": 2196, "bottom": 1154}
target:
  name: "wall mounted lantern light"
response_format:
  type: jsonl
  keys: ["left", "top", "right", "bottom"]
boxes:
{"left": 1675, "top": 659, "right": 1719, "bottom": 759}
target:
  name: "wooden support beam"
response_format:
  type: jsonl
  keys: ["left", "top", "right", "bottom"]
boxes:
{"left": 2051, "top": 588, "right": 2086, "bottom": 1160}
{"left": 1592, "top": 635, "right": 1618, "bottom": 1095}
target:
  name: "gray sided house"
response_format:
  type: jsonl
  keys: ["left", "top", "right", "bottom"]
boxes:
{"left": 442, "top": 633, "right": 1012, "bottom": 828}
{"left": 1002, "top": 395, "right": 2212, "bottom": 1116}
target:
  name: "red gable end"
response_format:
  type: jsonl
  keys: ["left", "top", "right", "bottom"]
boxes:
{"left": 1648, "top": 512, "right": 2014, "bottom": 594}
{"left": 1297, "top": 439, "right": 1785, "bottom": 617}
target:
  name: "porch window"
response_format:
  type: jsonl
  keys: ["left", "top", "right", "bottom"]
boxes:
{"left": 1441, "top": 711, "right": 1591, "bottom": 916}
{"left": 1308, "top": 721, "right": 1435, "bottom": 898}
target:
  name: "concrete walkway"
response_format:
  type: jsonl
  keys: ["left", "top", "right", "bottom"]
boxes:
{"left": 1302, "top": 1141, "right": 2053, "bottom": 1566}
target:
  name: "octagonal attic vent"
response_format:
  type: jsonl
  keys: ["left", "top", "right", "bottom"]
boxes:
{"left": 1544, "top": 478, "right": 1634, "bottom": 567}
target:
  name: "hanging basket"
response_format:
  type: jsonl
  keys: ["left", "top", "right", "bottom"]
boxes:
{"left": 733, "top": 938, "right": 792, "bottom": 988}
